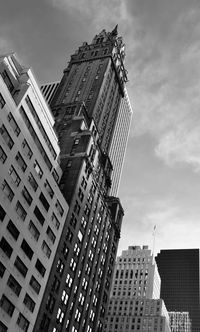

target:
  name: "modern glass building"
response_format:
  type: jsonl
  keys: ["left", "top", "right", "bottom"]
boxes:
{"left": 156, "top": 249, "right": 200, "bottom": 332}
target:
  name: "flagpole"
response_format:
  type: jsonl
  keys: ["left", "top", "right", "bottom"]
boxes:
{"left": 152, "top": 225, "right": 156, "bottom": 262}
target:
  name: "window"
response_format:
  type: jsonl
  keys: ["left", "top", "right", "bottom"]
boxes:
{"left": 51, "top": 276, "right": 60, "bottom": 292}
{"left": 39, "top": 192, "right": 49, "bottom": 211}
{"left": 66, "top": 273, "right": 73, "bottom": 288}
{"left": 33, "top": 160, "right": 43, "bottom": 178}
{"left": 56, "top": 308, "right": 64, "bottom": 324}
{"left": 35, "top": 259, "right": 46, "bottom": 277}
{"left": 0, "top": 295, "right": 15, "bottom": 317}
{"left": 61, "top": 290, "right": 68, "bottom": 305}
{"left": 51, "top": 213, "right": 60, "bottom": 230}
{"left": 28, "top": 220, "right": 40, "bottom": 241}
{"left": 70, "top": 213, "right": 77, "bottom": 228}
{"left": 29, "top": 276, "right": 41, "bottom": 294}
{"left": 0, "top": 92, "right": 6, "bottom": 108}
{"left": 7, "top": 220, "right": 19, "bottom": 240}
{"left": 40, "top": 314, "right": 50, "bottom": 330}
{"left": 42, "top": 241, "right": 51, "bottom": 258}
{"left": 0, "top": 145, "right": 7, "bottom": 163}
{"left": 55, "top": 200, "right": 64, "bottom": 216}
{"left": 7, "top": 274, "right": 21, "bottom": 296}
{"left": 34, "top": 206, "right": 45, "bottom": 225}
{"left": 46, "top": 226, "right": 56, "bottom": 244}
{"left": 0, "top": 261, "right": 6, "bottom": 278}
{"left": 74, "top": 200, "right": 80, "bottom": 215}
{"left": 2, "top": 70, "right": 14, "bottom": 93}
{"left": 7, "top": 112, "right": 20, "bottom": 136}
{"left": 0, "top": 320, "right": 7, "bottom": 332}
{"left": 16, "top": 201, "right": 27, "bottom": 221}
{"left": 78, "top": 230, "right": 83, "bottom": 242}
{"left": 14, "top": 256, "right": 28, "bottom": 277}
{"left": 44, "top": 180, "right": 54, "bottom": 198}
{"left": 28, "top": 172, "right": 38, "bottom": 191}
{"left": 56, "top": 259, "right": 64, "bottom": 276}
{"left": 66, "top": 228, "right": 73, "bottom": 242}
{"left": 46, "top": 294, "right": 55, "bottom": 313}
{"left": 52, "top": 168, "right": 59, "bottom": 183}
{"left": 0, "top": 204, "right": 6, "bottom": 222}
{"left": 15, "top": 152, "right": 27, "bottom": 172}
{"left": 21, "top": 239, "right": 34, "bottom": 260}
{"left": 23, "top": 293, "right": 35, "bottom": 313}
{"left": 1, "top": 180, "right": 14, "bottom": 202}
{"left": 21, "top": 187, "right": 32, "bottom": 206}
{"left": 19, "top": 107, "right": 52, "bottom": 170}
{"left": 16, "top": 313, "right": 29, "bottom": 332}
{"left": 8, "top": 165, "right": 21, "bottom": 186}
{"left": 0, "top": 237, "right": 13, "bottom": 258}
{"left": 22, "top": 139, "right": 33, "bottom": 159}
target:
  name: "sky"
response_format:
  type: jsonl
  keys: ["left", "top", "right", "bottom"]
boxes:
{"left": 1, "top": 0, "right": 200, "bottom": 255}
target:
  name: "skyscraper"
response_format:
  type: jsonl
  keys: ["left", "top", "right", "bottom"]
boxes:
{"left": 0, "top": 53, "right": 69, "bottom": 331}
{"left": 156, "top": 249, "right": 200, "bottom": 332}
{"left": 34, "top": 26, "right": 132, "bottom": 332}
{"left": 103, "top": 246, "right": 171, "bottom": 332}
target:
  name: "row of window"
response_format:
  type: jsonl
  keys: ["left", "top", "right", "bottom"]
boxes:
{"left": 0, "top": 295, "right": 30, "bottom": 331}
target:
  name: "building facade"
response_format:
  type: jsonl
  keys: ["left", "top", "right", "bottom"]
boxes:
{"left": 169, "top": 312, "right": 191, "bottom": 332}
{"left": 40, "top": 82, "right": 59, "bottom": 106}
{"left": 34, "top": 27, "right": 131, "bottom": 332}
{"left": 156, "top": 249, "right": 200, "bottom": 332}
{"left": 0, "top": 54, "right": 69, "bottom": 331}
{"left": 103, "top": 246, "right": 171, "bottom": 332}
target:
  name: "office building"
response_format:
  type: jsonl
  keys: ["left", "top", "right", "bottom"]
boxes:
{"left": 34, "top": 26, "right": 131, "bottom": 332}
{"left": 40, "top": 82, "right": 59, "bottom": 106}
{"left": 0, "top": 53, "right": 69, "bottom": 331}
{"left": 103, "top": 246, "right": 171, "bottom": 332}
{"left": 169, "top": 312, "right": 191, "bottom": 332}
{"left": 156, "top": 249, "right": 200, "bottom": 332}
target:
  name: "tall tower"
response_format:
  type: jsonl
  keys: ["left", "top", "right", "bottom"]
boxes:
{"left": 34, "top": 27, "right": 131, "bottom": 332}
{"left": 0, "top": 54, "right": 69, "bottom": 332}
{"left": 156, "top": 249, "right": 200, "bottom": 332}
{"left": 103, "top": 246, "right": 171, "bottom": 332}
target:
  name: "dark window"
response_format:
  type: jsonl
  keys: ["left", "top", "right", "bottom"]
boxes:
{"left": 39, "top": 192, "right": 49, "bottom": 211}
{"left": 0, "top": 204, "right": 6, "bottom": 222}
{"left": 0, "top": 261, "right": 6, "bottom": 278}
{"left": 51, "top": 276, "right": 60, "bottom": 292}
{"left": 55, "top": 200, "right": 64, "bottom": 216}
{"left": 0, "top": 320, "right": 8, "bottom": 332}
{"left": 41, "top": 241, "right": 51, "bottom": 258}
{"left": 7, "top": 112, "right": 20, "bottom": 136}
{"left": 22, "top": 187, "right": 32, "bottom": 206}
{"left": 0, "top": 92, "right": 6, "bottom": 108}
{"left": 7, "top": 274, "right": 21, "bottom": 296}
{"left": 8, "top": 165, "right": 21, "bottom": 186}
{"left": 16, "top": 313, "right": 29, "bottom": 332}
{"left": 0, "top": 146, "right": 7, "bottom": 164}
{"left": 16, "top": 201, "right": 27, "bottom": 221}
{"left": 0, "top": 125, "right": 14, "bottom": 149}
{"left": 40, "top": 313, "right": 50, "bottom": 330}
{"left": 7, "top": 220, "right": 19, "bottom": 240}
{"left": 46, "top": 226, "right": 56, "bottom": 244}
{"left": 51, "top": 213, "right": 60, "bottom": 230}
{"left": 22, "top": 139, "right": 33, "bottom": 159}
{"left": 21, "top": 240, "right": 33, "bottom": 260}
{"left": 35, "top": 259, "right": 46, "bottom": 277}
{"left": 27, "top": 172, "right": 38, "bottom": 192}
{"left": 2, "top": 70, "right": 14, "bottom": 93}
{"left": 52, "top": 168, "right": 59, "bottom": 183}
{"left": 23, "top": 293, "right": 35, "bottom": 313}
{"left": 34, "top": 206, "right": 45, "bottom": 225}
{"left": 28, "top": 221, "right": 40, "bottom": 241}
{"left": 0, "top": 237, "right": 13, "bottom": 258}
{"left": 29, "top": 276, "right": 41, "bottom": 294}
{"left": 14, "top": 256, "right": 28, "bottom": 277}
{"left": 44, "top": 180, "right": 54, "bottom": 198}
{"left": 0, "top": 294, "right": 15, "bottom": 317}
{"left": 1, "top": 180, "right": 14, "bottom": 201}
{"left": 46, "top": 294, "right": 55, "bottom": 313}
{"left": 15, "top": 152, "right": 27, "bottom": 172}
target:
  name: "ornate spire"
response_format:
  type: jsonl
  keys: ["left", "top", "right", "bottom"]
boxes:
{"left": 111, "top": 24, "right": 118, "bottom": 37}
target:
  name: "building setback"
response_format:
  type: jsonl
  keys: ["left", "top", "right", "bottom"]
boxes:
{"left": 0, "top": 54, "right": 69, "bottom": 331}
{"left": 156, "top": 249, "right": 200, "bottom": 332}
{"left": 103, "top": 246, "right": 171, "bottom": 332}
{"left": 34, "top": 26, "right": 132, "bottom": 332}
